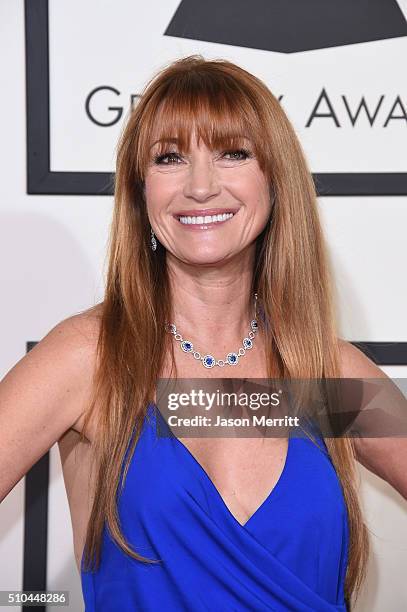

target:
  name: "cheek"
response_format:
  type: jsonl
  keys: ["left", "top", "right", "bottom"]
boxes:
{"left": 144, "top": 174, "right": 175, "bottom": 210}
{"left": 226, "top": 171, "right": 271, "bottom": 212}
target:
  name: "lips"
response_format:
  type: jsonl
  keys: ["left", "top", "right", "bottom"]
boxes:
{"left": 173, "top": 207, "right": 239, "bottom": 219}
{"left": 174, "top": 210, "right": 237, "bottom": 230}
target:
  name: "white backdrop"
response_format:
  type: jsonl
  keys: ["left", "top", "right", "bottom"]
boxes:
{"left": 1, "top": 1, "right": 406, "bottom": 610}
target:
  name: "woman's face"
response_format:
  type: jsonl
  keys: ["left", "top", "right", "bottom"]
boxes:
{"left": 144, "top": 129, "right": 272, "bottom": 265}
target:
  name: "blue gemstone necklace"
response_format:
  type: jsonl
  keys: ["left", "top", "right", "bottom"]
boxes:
{"left": 165, "top": 293, "right": 259, "bottom": 369}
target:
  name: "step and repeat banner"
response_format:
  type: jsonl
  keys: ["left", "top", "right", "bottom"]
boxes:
{"left": 1, "top": 0, "right": 406, "bottom": 610}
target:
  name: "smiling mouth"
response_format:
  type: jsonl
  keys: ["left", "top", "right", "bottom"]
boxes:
{"left": 176, "top": 212, "right": 236, "bottom": 226}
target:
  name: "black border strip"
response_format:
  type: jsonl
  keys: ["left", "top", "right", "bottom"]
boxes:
{"left": 25, "top": 0, "right": 407, "bottom": 196}
{"left": 22, "top": 342, "right": 48, "bottom": 612}
{"left": 24, "top": 0, "right": 114, "bottom": 196}
{"left": 352, "top": 341, "right": 407, "bottom": 366}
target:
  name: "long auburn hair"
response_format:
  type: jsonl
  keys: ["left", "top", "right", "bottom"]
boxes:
{"left": 80, "top": 54, "right": 369, "bottom": 607}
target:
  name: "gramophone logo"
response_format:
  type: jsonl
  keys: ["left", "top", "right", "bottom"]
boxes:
{"left": 165, "top": 0, "right": 407, "bottom": 52}
{"left": 25, "top": 0, "right": 407, "bottom": 197}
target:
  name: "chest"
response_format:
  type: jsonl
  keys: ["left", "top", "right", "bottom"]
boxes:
{"left": 174, "top": 435, "right": 289, "bottom": 526}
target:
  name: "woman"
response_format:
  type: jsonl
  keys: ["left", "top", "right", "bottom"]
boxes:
{"left": 1, "top": 55, "right": 406, "bottom": 611}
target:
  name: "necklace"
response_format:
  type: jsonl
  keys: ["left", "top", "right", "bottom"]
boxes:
{"left": 165, "top": 293, "right": 259, "bottom": 369}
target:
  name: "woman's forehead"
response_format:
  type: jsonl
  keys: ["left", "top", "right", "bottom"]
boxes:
{"left": 146, "top": 100, "right": 253, "bottom": 144}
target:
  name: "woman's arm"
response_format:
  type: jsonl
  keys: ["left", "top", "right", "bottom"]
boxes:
{"left": 0, "top": 313, "right": 97, "bottom": 501}
{"left": 338, "top": 339, "right": 407, "bottom": 500}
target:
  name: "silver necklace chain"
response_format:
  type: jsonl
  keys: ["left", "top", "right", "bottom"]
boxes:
{"left": 165, "top": 293, "right": 259, "bottom": 369}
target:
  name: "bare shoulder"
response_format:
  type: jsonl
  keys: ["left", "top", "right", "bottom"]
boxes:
{"left": 34, "top": 304, "right": 102, "bottom": 394}
{"left": 51, "top": 304, "right": 103, "bottom": 437}
{"left": 0, "top": 303, "right": 103, "bottom": 500}
{"left": 56, "top": 303, "right": 102, "bottom": 345}
{"left": 337, "top": 337, "right": 387, "bottom": 379}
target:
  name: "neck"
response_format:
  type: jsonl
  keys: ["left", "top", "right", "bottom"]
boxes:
{"left": 166, "top": 255, "right": 257, "bottom": 349}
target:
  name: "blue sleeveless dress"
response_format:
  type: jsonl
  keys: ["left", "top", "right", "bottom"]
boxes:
{"left": 81, "top": 404, "right": 350, "bottom": 611}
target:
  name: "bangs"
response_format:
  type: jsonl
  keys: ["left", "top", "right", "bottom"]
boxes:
{"left": 135, "top": 70, "right": 266, "bottom": 178}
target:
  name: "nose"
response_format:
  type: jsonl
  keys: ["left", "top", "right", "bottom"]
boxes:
{"left": 182, "top": 157, "right": 221, "bottom": 202}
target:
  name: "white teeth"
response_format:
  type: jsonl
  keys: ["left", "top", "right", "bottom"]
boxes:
{"left": 178, "top": 212, "right": 235, "bottom": 225}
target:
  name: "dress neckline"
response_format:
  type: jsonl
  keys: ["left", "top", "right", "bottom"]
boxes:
{"left": 150, "top": 402, "right": 293, "bottom": 529}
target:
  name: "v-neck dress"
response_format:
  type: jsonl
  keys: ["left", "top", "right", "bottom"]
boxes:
{"left": 81, "top": 403, "right": 350, "bottom": 611}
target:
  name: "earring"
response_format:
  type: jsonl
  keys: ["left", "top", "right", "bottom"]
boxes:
{"left": 150, "top": 226, "right": 157, "bottom": 251}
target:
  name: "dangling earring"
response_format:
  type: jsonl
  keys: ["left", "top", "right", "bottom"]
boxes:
{"left": 150, "top": 226, "right": 157, "bottom": 251}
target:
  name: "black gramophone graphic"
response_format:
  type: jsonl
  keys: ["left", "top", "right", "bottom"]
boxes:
{"left": 165, "top": 0, "right": 407, "bottom": 53}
